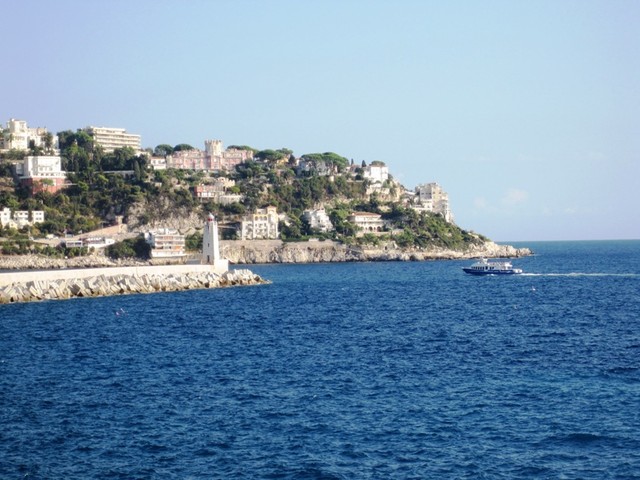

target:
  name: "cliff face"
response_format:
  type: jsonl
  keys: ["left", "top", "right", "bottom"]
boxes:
{"left": 220, "top": 240, "right": 531, "bottom": 264}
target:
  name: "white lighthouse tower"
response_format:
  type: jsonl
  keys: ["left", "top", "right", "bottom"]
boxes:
{"left": 202, "top": 213, "right": 228, "bottom": 272}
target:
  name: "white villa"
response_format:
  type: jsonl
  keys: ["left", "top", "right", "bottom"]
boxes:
{"left": 363, "top": 162, "right": 389, "bottom": 184}
{"left": 1, "top": 118, "right": 58, "bottom": 153}
{"left": 239, "top": 206, "right": 279, "bottom": 240}
{"left": 348, "top": 211, "right": 386, "bottom": 234}
{"left": 302, "top": 208, "right": 333, "bottom": 233}
{"left": 0, "top": 207, "right": 45, "bottom": 229}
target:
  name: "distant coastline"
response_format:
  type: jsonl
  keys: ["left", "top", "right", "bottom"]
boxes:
{"left": 0, "top": 239, "right": 531, "bottom": 271}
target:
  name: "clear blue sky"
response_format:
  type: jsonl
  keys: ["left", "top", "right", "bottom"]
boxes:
{"left": 3, "top": 0, "right": 639, "bottom": 241}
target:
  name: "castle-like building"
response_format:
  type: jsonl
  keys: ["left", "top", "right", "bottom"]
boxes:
{"left": 157, "top": 140, "right": 252, "bottom": 173}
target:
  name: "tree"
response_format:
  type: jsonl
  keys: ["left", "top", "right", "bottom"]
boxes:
{"left": 154, "top": 144, "right": 173, "bottom": 157}
{"left": 300, "top": 152, "right": 349, "bottom": 172}
{"left": 255, "top": 149, "right": 286, "bottom": 163}
{"left": 28, "top": 140, "right": 44, "bottom": 156}
{"left": 106, "top": 236, "right": 150, "bottom": 260}
{"left": 173, "top": 144, "right": 195, "bottom": 152}
{"left": 227, "top": 145, "right": 257, "bottom": 153}
{"left": 43, "top": 132, "right": 54, "bottom": 154}
{"left": 185, "top": 233, "right": 203, "bottom": 252}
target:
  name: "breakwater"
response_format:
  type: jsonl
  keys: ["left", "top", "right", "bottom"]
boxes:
{"left": 0, "top": 267, "right": 268, "bottom": 304}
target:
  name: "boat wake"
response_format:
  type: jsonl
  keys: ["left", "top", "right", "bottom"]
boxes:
{"left": 521, "top": 273, "right": 639, "bottom": 278}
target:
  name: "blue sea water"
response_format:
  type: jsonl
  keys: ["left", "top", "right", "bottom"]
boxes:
{"left": 1, "top": 240, "right": 639, "bottom": 479}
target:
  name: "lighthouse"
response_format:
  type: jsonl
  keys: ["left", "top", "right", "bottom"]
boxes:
{"left": 202, "top": 213, "right": 228, "bottom": 272}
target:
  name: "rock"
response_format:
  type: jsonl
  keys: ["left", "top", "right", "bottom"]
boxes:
{"left": 0, "top": 267, "right": 269, "bottom": 304}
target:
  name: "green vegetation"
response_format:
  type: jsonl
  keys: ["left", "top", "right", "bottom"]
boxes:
{"left": 0, "top": 133, "right": 487, "bottom": 253}
{"left": 300, "top": 152, "right": 349, "bottom": 171}
{"left": 105, "top": 237, "right": 151, "bottom": 260}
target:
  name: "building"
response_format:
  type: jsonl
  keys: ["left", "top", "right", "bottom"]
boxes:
{"left": 14, "top": 155, "right": 67, "bottom": 194}
{"left": 81, "top": 237, "right": 116, "bottom": 249}
{"left": 193, "top": 178, "right": 241, "bottom": 202}
{"left": 168, "top": 149, "right": 208, "bottom": 170}
{"left": 240, "top": 206, "right": 279, "bottom": 240}
{"left": 205, "top": 140, "right": 253, "bottom": 172}
{"left": 1, "top": 118, "right": 58, "bottom": 153}
{"left": 296, "top": 159, "right": 333, "bottom": 177}
{"left": 0, "top": 208, "right": 10, "bottom": 227}
{"left": 84, "top": 126, "right": 141, "bottom": 153}
{"left": 144, "top": 228, "right": 186, "bottom": 259}
{"left": 217, "top": 194, "right": 244, "bottom": 205}
{"left": 414, "top": 182, "right": 454, "bottom": 223}
{"left": 193, "top": 184, "right": 224, "bottom": 200}
{"left": 363, "top": 162, "right": 389, "bottom": 184}
{"left": 0, "top": 207, "right": 45, "bottom": 229}
{"left": 302, "top": 208, "right": 333, "bottom": 233}
{"left": 160, "top": 141, "right": 253, "bottom": 173}
{"left": 64, "top": 236, "right": 115, "bottom": 249}
{"left": 149, "top": 156, "right": 167, "bottom": 170}
{"left": 348, "top": 211, "right": 386, "bottom": 233}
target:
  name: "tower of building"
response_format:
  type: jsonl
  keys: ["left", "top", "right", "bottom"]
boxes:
{"left": 204, "top": 139, "right": 223, "bottom": 156}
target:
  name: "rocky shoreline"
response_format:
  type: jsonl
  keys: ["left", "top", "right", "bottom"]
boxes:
{"left": 219, "top": 239, "right": 532, "bottom": 264}
{"left": 0, "top": 239, "right": 531, "bottom": 271}
{"left": 0, "top": 269, "right": 268, "bottom": 304}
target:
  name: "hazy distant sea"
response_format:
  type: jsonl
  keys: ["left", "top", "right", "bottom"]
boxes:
{"left": 1, "top": 240, "right": 639, "bottom": 478}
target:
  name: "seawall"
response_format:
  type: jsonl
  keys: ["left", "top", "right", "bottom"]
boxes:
{"left": 0, "top": 265, "right": 268, "bottom": 304}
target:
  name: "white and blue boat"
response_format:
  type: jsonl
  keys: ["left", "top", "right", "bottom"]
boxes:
{"left": 463, "top": 258, "right": 523, "bottom": 275}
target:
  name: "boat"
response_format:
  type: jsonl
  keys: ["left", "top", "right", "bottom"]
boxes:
{"left": 462, "top": 258, "right": 523, "bottom": 275}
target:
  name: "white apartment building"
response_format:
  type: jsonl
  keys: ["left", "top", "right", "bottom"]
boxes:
{"left": 414, "top": 182, "right": 453, "bottom": 223}
{"left": 363, "top": 162, "right": 389, "bottom": 184}
{"left": 1, "top": 118, "right": 58, "bottom": 152}
{"left": 302, "top": 208, "right": 334, "bottom": 233}
{"left": 0, "top": 207, "right": 45, "bottom": 228}
{"left": 240, "top": 206, "right": 279, "bottom": 240}
{"left": 85, "top": 126, "right": 142, "bottom": 153}
{"left": 144, "top": 228, "right": 186, "bottom": 259}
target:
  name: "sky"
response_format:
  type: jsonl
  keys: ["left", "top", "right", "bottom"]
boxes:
{"left": 3, "top": 0, "right": 639, "bottom": 241}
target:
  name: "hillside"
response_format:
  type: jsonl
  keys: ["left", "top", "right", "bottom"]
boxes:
{"left": 0, "top": 139, "right": 515, "bottom": 258}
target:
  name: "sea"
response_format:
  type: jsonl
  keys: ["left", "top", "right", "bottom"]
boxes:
{"left": 1, "top": 240, "right": 639, "bottom": 479}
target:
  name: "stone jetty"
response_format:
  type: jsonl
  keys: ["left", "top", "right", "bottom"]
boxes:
{"left": 0, "top": 268, "right": 268, "bottom": 304}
